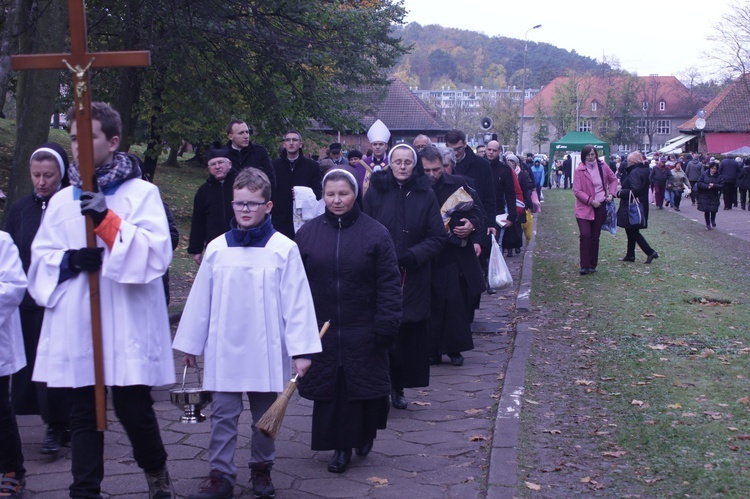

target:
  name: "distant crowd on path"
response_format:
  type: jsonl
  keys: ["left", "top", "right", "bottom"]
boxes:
{"left": 570, "top": 147, "right": 750, "bottom": 276}
{"left": 3, "top": 110, "right": 546, "bottom": 499}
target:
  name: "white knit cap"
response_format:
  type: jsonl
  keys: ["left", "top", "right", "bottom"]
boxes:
{"left": 367, "top": 119, "right": 391, "bottom": 144}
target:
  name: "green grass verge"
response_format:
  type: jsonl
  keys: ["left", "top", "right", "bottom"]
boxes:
{"left": 531, "top": 188, "right": 750, "bottom": 495}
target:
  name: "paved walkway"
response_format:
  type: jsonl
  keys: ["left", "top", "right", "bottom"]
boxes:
{"left": 655, "top": 197, "right": 750, "bottom": 243}
{"left": 17, "top": 242, "right": 534, "bottom": 498}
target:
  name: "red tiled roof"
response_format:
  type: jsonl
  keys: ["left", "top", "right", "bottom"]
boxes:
{"left": 679, "top": 74, "right": 750, "bottom": 132}
{"left": 360, "top": 78, "right": 450, "bottom": 132}
{"left": 526, "top": 75, "right": 693, "bottom": 118}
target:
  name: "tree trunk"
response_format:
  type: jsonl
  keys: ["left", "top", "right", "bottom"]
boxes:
{"left": 142, "top": 85, "right": 163, "bottom": 181}
{"left": 165, "top": 145, "right": 178, "bottom": 166}
{"left": 2, "top": 0, "right": 67, "bottom": 226}
{"left": 0, "top": 0, "right": 22, "bottom": 116}
{"left": 117, "top": 0, "right": 143, "bottom": 151}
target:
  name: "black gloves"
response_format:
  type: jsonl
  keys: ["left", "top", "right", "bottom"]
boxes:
{"left": 397, "top": 251, "right": 417, "bottom": 269}
{"left": 67, "top": 248, "right": 104, "bottom": 272}
{"left": 80, "top": 190, "right": 108, "bottom": 227}
{"left": 372, "top": 326, "right": 397, "bottom": 349}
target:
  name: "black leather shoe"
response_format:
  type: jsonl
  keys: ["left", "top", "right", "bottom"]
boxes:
{"left": 645, "top": 252, "right": 659, "bottom": 264}
{"left": 618, "top": 256, "right": 635, "bottom": 262}
{"left": 41, "top": 427, "right": 69, "bottom": 454}
{"left": 448, "top": 353, "right": 464, "bottom": 366}
{"left": 355, "top": 439, "right": 373, "bottom": 457}
{"left": 327, "top": 449, "right": 352, "bottom": 473}
{"left": 392, "top": 390, "right": 407, "bottom": 409}
{"left": 579, "top": 268, "right": 591, "bottom": 275}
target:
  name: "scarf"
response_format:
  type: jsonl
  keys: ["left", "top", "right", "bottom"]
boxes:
{"left": 228, "top": 214, "right": 276, "bottom": 248}
{"left": 68, "top": 152, "right": 140, "bottom": 190}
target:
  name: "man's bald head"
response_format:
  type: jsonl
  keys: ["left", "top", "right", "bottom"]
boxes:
{"left": 413, "top": 134, "right": 432, "bottom": 152}
{"left": 485, "top": 141, "right": 502, "bottom": 161}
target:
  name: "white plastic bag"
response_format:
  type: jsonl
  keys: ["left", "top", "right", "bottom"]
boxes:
{"left": 488, "top": 236, "right": 513, "bottom": 290}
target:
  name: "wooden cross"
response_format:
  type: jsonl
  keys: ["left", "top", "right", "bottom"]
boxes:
{"left": 11, "top": 0, "right": 151, "bottom": 431}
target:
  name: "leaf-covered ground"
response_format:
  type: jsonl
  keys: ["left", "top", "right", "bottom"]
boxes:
{"left": 517, "top": 188, "right": 750, "bottom": 496}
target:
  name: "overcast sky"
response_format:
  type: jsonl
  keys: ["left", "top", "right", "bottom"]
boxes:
{"left": 401, "top": 0, "right": 733, "bottom": 79}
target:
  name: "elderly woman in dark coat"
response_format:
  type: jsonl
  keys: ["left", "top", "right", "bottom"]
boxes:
{"left": 363, "top": 143, "right": 447, "bottom": 410}
{"left": 696, "top": 162, "right": 724, "bottom": 229}
{"left": 296, "top": 169, "right": 402, "bottom": 474}
{"left": 5, "top": 143, "right": 71, "bottom": 455}
{"left": 616, "top": 151, "right": 658, "bottom": 263}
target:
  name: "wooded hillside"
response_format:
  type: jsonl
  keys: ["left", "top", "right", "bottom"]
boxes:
{"left": 392, "top": 22, "right": 603, "bottom": 90}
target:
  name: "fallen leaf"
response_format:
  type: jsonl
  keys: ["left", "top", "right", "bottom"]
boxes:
{"left": 525, "top": 481, "right": 542, "bottom": 491}
{"left": 602, "top": 450, "right": 627, "bottom": 458}
{"left": 580, "top": 476, "right": 592, "bottom": 483}
{"left": 525, "top": 399, "right": 540, "bottom": 405}
{"left": 737, "top": 397, "right": 750, "bottom": 405}
{"left": 735, "top": 435, "right": 750, "bottom": 441}
{"left": 576, "top": 379, "right": 594, "bottom": 386}
{"left": 645, "top": 476, "right": 664, "bottom": 484}
{"left": 652, "top": 373, "right": 666, "bottom": 378}
{"left": 464, "top": 408, "right": 484, "bottom": 416}
{"left": 411, "top": 401, "right": 431, "bottom": 406}
{"left": 631, "top": 399, "right": 644, "bottom": 406}
{"left": 727, "top": 427, "right": 739, "bottom": 431}
{"left": 667, "top": 403, "right": 682, "bottom": 409}
{"left": 648, "top": 344, "right": 667, "bottom": 350}
{"left": 543, "top": 429, "right": 562, "bottom": 434}
{"left": 700, "top": 348, "right": 715, "bottom": 358}
{"left": 469, "top": 435, "right": 488, "bottom": 442}
{"left": 367, "top": 477, "right": 388, "bottom": 485}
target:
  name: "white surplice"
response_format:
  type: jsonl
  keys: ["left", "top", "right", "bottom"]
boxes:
{"left": 28, "top": 180, "right": 175, "bottom": 388}
{"left": 0, "top": 231, "right": 27, "bottom": 377}
{"left": 173, "top": 232, "right": 321, "bottom": 392}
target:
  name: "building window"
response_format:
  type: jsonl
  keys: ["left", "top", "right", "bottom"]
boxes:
{"left": 637, "top": 120, "right": 647, "bottom": 135}
{"left": 656, "top": 120, "right": 671, "bottom": 134}
{"left": 642, "top": 101, "right": 649, "bottom": 111}
{"left": 591, "top": 101, "right": 597, "bottom": 112}
{"left": 659, "top": 101, "right": 666, "bottom": 111}
{"left": 578, "top": 119, "right": 592, "bottom": 132}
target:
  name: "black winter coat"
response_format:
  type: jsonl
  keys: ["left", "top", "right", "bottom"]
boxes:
{"left": 187, "top": 169, "right": 237, "bottom": 255}
{"left": 363, "top": 169, "right": 447, "bottom": 323}
{"left": 455, "top": 147, "right": 496, "bottom": 240}
{"left": 271, "top": 152, "right": 322, "bottom": 239}
{"left": 696, "top": 170, "right": 724, "bottom": 212}
{"left": 5, "top": 193, "right": 52, "bottom": 308}
{"left": 224, "top": 140, "right": 276, "bottom": 193}
{"left": 431, "top": 173, "right": 486, "bottom": 296}
{"left": 295, "top": 205, "right": 402, "bottom": 401}
{"left": 719, "top": 158, "right": 741, "bottom": 182}
{"left": 489, "top": 158, "right": 518, "bottom": 224}
{"left": 737, "top": 166, "right": 750, "bottom": 190}
{"left": 617, "top": 162, "right": 651, "bottom": 229}
{"left": 649, "top": 164, "right": 671, "bottom": 187}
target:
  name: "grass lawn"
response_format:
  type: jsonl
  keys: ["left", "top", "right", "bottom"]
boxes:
{"left": 526, "top": 188, "right": 750, "bottom": 495}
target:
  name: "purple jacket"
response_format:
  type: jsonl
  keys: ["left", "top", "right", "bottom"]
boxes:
{"left": 573, "top": 161, "right": 618, "bottom": 220}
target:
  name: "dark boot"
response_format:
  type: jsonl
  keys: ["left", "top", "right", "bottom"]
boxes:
{"left": 391, "top": 389, "right": 407, "bottom": 409}
{"left": 145, "top": 465, "right": 175, "bottom": 499}
{"left": 250, "top": 462, "right": 275, "bottom": 498}
{"left": 189, "top": 470, "right": 233, "bottom": 499}
{"left": 327, "top": 449, "right": 352, "bottom": 473}
{"left": 355, "top": 438, "right": 374, "bottom": 457}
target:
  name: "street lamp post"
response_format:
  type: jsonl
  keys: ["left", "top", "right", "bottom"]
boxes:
{"left": 518, "top": 24, "right": 541, "bottom": 155}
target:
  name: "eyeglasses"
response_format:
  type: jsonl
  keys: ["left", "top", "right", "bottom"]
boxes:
{"left": 447, "top": 144, "right": 465, "bottom": 153}
{"left": 283, "top": 137, "right": 301, "bottom": 142}
{"left": 391, "top": 159, "right": 414, "bottom": 167}
{"left": 231, "top": 201, "right": 267, "bottom": 212}
{"left": 208, "top": 159, "right": 230, "bottom": 168}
